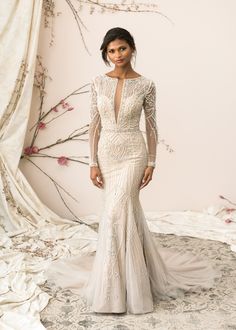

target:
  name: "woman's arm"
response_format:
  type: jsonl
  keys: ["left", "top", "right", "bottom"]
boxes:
{"left": 88, "top": 78, "right": 101, "bottom": 167}
{"left": 140, "top": 80, "right": 158, "bottom": 189}
{"left": 143, "top": 80, "right": 158, "bottom": 168}
{"left": 88, "top": 78, "right": 104, "bottom": 188}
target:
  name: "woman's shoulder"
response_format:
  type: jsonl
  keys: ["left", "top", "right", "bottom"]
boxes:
{"left": 90, "top": 74, "right": 102, "bottom": 84}
{"left": 91, "top": 73, "right": 156, "bottom": 90}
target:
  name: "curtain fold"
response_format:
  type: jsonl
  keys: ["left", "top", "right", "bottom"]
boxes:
{"left": 0, "top": 2, "right": 89, "bottom": 328}
{"left": 0, "top": 0, "right": 75, "bottom": 233}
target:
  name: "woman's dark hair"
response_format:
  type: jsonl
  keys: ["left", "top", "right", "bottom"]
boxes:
{"left": 100, "top": 27, "right": 136, "bottom": 66}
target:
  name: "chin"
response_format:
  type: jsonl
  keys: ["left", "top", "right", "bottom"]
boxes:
{"left": 115, "top": 61, "right": 128, "bottom": 66}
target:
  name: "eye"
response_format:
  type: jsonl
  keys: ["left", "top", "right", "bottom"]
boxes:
{"left": 108, "top": 47, "right": 126, "bottom": 53}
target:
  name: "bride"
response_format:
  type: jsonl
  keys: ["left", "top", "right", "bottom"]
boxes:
{"left": 46, "top": 27, "right": 222, "bottom": 315}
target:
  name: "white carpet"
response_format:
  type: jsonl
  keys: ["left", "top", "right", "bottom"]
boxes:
{"left": 0, "top": 204, "right": 235, "bottom": 329}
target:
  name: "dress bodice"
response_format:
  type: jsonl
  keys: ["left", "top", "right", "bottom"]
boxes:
{"left": 95, "top": 74, "right": 147, "bottom": 131}
{"left": 88, "top": 74, "right": 158, "bottom": 167}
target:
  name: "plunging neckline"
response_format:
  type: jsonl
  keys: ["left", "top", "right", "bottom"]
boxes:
{"left": 113, "top": 78, "right": 125, "bottom": 124}
{"left": 103, "top": 74, "right": 143, "bottom": 124}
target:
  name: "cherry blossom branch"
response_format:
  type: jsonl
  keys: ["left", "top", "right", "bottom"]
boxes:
{"left": 140, "top": 130, "right": 175, "bottom": 153}
{"left": 26, "top": 158, "right": 80, "bottom": 204}
{"left": 30, "top": 55, "right": 50, "bottom": 147}
{"left": 68, "top": 125, "right": 89, "bottom": 138}
{"left": 42, "top": 0, "right": 174, "bottom": 54}
{"left": 217, "top": 195, "right": 236, "bottom": 224}
{"left": 38, "top": 125, "right": 89, "bottom": 152}
{"left": 219, "top": 195, "right": 236, "bottom": 207}
{"left": 65, "top": 0, "right": 91, "bottom": 55}
{"left": 26, "top": 158, "right": 89, "bottom": 224}
{"left": 158, "top": 138, "right": 175, "bottom": 153}
{"left": 29, "top": 85, "right": 90, "bottom": 131}
{"left": 43, "top": 109, "right": 69, "bottom": 125}
{"left": 85, "top": 0, "right": 174, "bottom": 25}
{"left": 42, "top": 0, "right": 58, "bottom": 47}
{"left": 22, "top": 153, "right": 89, "bottom": 165}
{"left": 53, "top": 181, "right": 82, "bottom": 223}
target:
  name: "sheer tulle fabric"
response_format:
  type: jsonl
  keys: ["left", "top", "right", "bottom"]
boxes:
{"left": 88, "top": 75, "right": 158, "bottom": 168}
{"left": 45, "top": 74, "right": 221, "bottom": 314}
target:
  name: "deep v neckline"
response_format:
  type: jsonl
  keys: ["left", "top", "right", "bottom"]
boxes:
{"left": 103, "top": 74, "right": 143, "bottom": 125}
{"left": 113, "top": 78, "right": 126, "bottom": 125}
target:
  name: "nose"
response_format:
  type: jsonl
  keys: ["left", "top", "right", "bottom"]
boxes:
{"left": 115, "top": 52, "right": 122, "bottom": 59}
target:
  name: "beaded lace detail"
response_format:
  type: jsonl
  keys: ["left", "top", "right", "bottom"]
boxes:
{"left": 47, "top": 73, "right": 221, "bottom": 313}
{"left": 88, "top": 74, "right": 158, "bottom": 168}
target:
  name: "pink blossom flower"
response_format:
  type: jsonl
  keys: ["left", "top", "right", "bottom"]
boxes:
{"left": 24, "top": 146, "right": 32, "bottom": 155}
{"left": 225, "top": 208, "right": 235, "bottom": 213}
{"left": 59, "top": 99, "right": 74, "bottom": 110}
{"left": 57, "top": 156, "right": 69, "bottom": 166}
{"left": 225, "top": 218, "right": 232, "bottom": 224}
{"left": 24, "top": 146, "right": 39, "bottom": 155}
{"left": 38, "top": 122, "right": 46, "bottom": 129}
{"left": 31, "top": 146, "right": 39, "bottom": 153}
{"left": 52, "top": 106, "right": 59, "bottom": 112}
{"left": 62, "top": 102, "right": 70, "bottom": 109}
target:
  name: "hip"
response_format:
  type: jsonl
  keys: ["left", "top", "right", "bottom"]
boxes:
{"left": 97, "top": 130, "right": 148, "bottom": 163}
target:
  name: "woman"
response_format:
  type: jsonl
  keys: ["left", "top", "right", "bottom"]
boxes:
{"left": 46, "top": 27, "right": 221, "bottom": 315}
{"left": 85, "top": 27, "right": 221, "bottom": 314}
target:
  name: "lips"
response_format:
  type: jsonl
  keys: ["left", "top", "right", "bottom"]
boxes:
{"left": 116, "top": 59, "right": 124, "bottom": 63}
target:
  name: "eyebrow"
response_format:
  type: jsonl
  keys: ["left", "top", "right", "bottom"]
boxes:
{"left": 107, "top": 45, "right": 126, "bottom": 51}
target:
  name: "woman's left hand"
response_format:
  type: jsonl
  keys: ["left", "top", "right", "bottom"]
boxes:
{"left": 140, "top": 166, "right": 154, "bottom": 189}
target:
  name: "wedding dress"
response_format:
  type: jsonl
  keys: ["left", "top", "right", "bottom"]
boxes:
{"left": 45, "top": 73, "right": 221, "bottom": 314}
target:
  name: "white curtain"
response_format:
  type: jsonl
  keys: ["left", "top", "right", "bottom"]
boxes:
{"left": 0, "top": 1, "right": 97, "bottom": 328}
{"left": 0, "top": 0, "right": 76, "bottom": 233}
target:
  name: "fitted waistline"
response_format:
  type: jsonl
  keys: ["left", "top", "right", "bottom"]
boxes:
{"left": 101, "top": 128, "right": 141, "bottom": 133}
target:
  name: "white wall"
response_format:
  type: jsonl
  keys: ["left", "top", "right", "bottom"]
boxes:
{"left": 19, "top": 0, "right": 236, "bottom": 219}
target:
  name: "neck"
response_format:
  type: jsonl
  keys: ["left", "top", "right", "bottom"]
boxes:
{"left": 112, "top": 63, "right": 134, "bottom": 77}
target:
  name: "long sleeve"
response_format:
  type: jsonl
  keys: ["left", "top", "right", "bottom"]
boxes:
{"left": 143, "top": 80, "right": 158, "bottom": 168}
{"left": 88, "top": 78, "right": 101, "bottom": 167}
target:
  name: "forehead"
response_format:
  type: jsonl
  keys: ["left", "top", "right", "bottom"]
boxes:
{"left": 107, "top": 39, "right": 128, "bottom": 50}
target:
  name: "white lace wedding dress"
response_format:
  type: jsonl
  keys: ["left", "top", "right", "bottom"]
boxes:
{"left": 45, "top": 73, "right": 221, "bottom": 314}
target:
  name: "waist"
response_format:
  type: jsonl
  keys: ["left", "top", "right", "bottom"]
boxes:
{"left": 101, "top": 127, "right": 141, "bottom": 133}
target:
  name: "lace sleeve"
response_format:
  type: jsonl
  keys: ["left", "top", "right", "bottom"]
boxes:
{"left": 88, "top": 78, "right": 101, "bottom": 167}
{"left": 143, "top": 80, "right": 158, "bottom": 168}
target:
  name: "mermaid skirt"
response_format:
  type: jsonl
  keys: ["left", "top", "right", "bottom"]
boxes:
{"left": 45, "top": 131, "right": 221, "bottom": 314}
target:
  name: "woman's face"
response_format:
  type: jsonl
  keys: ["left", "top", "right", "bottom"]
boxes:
{"left": 106, "top": 39, "right": 133, "bottom": 66}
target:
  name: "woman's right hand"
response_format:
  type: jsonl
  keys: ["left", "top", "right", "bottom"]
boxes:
{"left": 90, "top": 166, "right": 104, "bottom": 188}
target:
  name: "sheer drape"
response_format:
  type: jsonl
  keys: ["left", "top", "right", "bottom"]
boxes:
{"left": 0, "top": 0, "right": 74, "bottom": 233}
{"left": 0, "top": 1, "right": 79, "bottom": 328}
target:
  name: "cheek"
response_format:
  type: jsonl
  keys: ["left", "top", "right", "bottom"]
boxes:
{"left": 124, "top": 50, "right": 132, "bottom": 58}
{"left": 107, "top": 53, "right": 113, "bottom": 60}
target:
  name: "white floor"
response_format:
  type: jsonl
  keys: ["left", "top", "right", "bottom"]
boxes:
{"left": 0, "top": 204, "right": 235, "bottom": 329}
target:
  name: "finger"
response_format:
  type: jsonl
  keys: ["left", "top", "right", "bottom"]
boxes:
{"left": 97, "top": 175, "right": 104, "bottom": 184}
{"left": 93, "top": 176, "right": 104, "bottom": 188}
{"left": 140, "top": 175, "right": 152, "bottom": 189}
{"left": 97, "top": 174, "right": 104, "bottom": 187}
{"left": 92, "top": 179, "right": 102, "bottom": 188}
{"left": 140, "top": 175, "right": 147, "bottom": 187}
{"left": 140, "top": 179, "right": 150, "bottom": 189}
{"left": 140, "top": 180, "right": 148, "bottom": 189}
{"left": 141, "top": 173, "right": 149, "bottom": 184}
{"left": 141, "top": 172, "right": 151, "bottom": 184}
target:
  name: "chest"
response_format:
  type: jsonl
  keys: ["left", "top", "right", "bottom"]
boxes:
{"left": 97, "top": 79, "right": 146, "bottom": 123}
